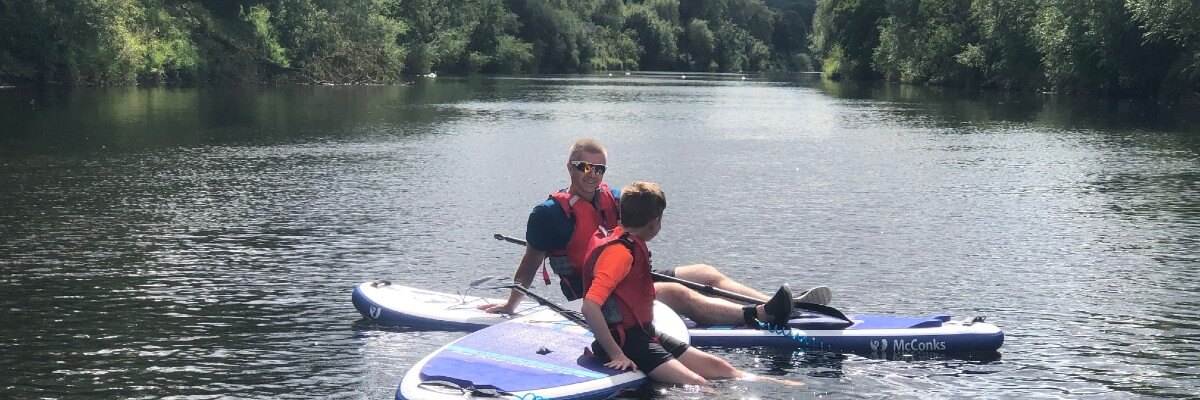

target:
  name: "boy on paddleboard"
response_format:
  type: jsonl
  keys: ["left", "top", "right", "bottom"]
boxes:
{"left": 480, "top": 138, "right": 830, "bottom": 327}
{"left": 581, "top": 182, "right": 801, "bottom": 387}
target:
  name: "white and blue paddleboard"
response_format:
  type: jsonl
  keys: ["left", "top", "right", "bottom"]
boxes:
{"left": 353, "top": 281, "right": 1003, "bottom": 355}
{"left": 396, "top": 300, "right": 689, "bottom": 400}
{"left": 685, "top": 314, "right": 1003, "bottom": 355}
{"left": 352, "top": 280, "right": 543, "bottom": 330}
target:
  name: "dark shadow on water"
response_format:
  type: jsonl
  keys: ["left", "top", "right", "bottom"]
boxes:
{"left": 766, "top": 72, "right": 1200, "bottom": 135}
{"left": 349, "top": 318, "right": 478, "bottom": 335}
{"left": 0, "top": 83, "right": 485, "bottom": 154}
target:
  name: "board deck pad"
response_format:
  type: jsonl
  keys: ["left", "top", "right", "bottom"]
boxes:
{"left": 398, "top": 302, "right": 690, "bottom": 399}
{"left": 420, "top": 322, "right": 611, "bottom": 392}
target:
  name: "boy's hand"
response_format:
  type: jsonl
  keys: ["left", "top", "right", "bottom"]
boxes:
{"left": 604, "top": 353, "right": 637, "bottom": 371}
{"left": 477, "top": 302, "right": 515, "bottom": 314}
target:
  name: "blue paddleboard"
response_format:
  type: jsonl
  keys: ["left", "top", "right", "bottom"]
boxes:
{"left": 354, "top": 281, "right": 1003, "bottom": 356}
{"left": 396, "top": 301, "right": 689, "bottom": 400}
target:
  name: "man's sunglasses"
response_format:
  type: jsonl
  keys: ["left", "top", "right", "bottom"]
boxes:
{"left": 569, "top": 160, "right": 607, "bottom": 175}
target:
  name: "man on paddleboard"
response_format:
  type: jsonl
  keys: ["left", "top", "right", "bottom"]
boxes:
{"left": 479, "top": 138, "right": 831, "bottom": 326}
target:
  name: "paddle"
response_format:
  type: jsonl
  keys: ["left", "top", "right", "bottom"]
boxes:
{"left": 471, "top": 275, "right": 806, "bottom": 389}
{"left": 489, "top": 235, "right": 810, "bottom": 388}
{"left": 492, "top": 233, "right": 852, "bottom": 322}
{"left": 470, "top": 276, "right": 588, "bottom": 327}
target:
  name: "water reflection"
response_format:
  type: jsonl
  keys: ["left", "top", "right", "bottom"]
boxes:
{"left": 0, "top": 84, "right": 472, "bottom": 153}
{"left": 802, "top": 76, "right": 1200, "bottom": 134}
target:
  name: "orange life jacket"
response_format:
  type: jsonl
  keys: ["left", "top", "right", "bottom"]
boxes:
{"left": 581, "top": 228, "right": 656, "bottom": 334}
{"left": 544, "top": 182, "right": 620, "bottom": 300}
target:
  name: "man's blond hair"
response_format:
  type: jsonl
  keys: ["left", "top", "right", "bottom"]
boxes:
{"left": 620, "top": 181, "right": 666, "bottom": 228}
{"left": 568, "top": 138, "right": 607, "bottom": 160}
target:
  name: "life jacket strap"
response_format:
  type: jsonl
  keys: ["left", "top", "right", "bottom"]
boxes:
{"left": 565, "top": 194, "right": 578, "bottom": 220}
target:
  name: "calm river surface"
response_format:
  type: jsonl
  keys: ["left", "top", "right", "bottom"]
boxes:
{"left": 2, "top": 74, "right": 1198, "bottom": 399}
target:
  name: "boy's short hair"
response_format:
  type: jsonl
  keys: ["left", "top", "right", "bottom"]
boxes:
{"left": 568, "top": 137, "right": 607, "bottom": 160}
{"left": 620, "top": 181, "right": 666, "bottom": 228}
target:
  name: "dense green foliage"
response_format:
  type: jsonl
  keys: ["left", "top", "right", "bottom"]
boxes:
{"left": 811, "top": 0, "right": 885, "bottom": 80}
{"left": 811, "top": 0, "right": 1200, "bottom": 97}
{"left": 2, "top": 0, "right": 1192, "bottom": 98}
{"left": 0, "top": 0, "right": 820, "bottom": 85}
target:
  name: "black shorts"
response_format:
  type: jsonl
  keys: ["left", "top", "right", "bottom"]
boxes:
{"left": 591, "top": 325, "right": 689, "bottom": 373}
{"left": 653, "top": 267, "right": 677, "bottom": 278}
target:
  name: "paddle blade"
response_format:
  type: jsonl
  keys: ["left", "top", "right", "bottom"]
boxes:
{"left": 793, "top": 302, "right": 851, "bottom": 322}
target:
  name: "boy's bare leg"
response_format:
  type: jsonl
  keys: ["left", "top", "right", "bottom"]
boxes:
{"left": 674, "top": 348, "right": 807, "bottom": 387}
{"left": 645, "top": 359, "right": 707, "bottom": 386}
{"left": 673, "top": 348, "right": 741, "bottom": 379}
{"left": 672, "top": 264, "right": 770, "bottom": 302}
{"left": 746, "top": 374, "right": 807, "bottom": 387}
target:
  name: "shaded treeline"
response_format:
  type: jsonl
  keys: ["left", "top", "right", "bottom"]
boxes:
{"left": 3, "top": 0, "right": 1194, "bottom": 100}
{"left": 812, "top": 0, "right": 1200, "bottom": 99}
{"left": 0, "top": 0, "right": 818, "bottom": 85}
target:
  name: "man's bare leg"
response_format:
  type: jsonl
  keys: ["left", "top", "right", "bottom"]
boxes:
{"left": 654, "top": 282, "right": 789, "bottom": 326}
{"left": 671, "top": 264, "right": 770, "bottom": 302}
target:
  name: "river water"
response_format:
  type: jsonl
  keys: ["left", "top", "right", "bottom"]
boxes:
{"left": 1, "top": 74, "right": 1197, "bottom": 399}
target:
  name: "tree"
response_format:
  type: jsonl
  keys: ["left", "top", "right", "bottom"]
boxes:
{"left": 770, "top": 1, "right": 818, "bottom": 71}
{"left": 970, "top": 0, "right": 1041, "bottom": 90}
{"left": 625, "top": 4, "right": 682, "bottom": 70}
{"left": 1127, "top": 0, "right": 1200, "bottom": 98}
{"left": 680, "top": 0, "right": 728, "bottom": 23}
{"left": 872, "top": 0, "right": 978, "bottom": 85}
{"left": 271, "top": 0, "right": 408, "bottom": 83}
{"left": 0, "top": 0, "right": 200, "bottom": 85}
{"left": 729, "top": 0, "right": 774, "bottom": 42}
{"left": 592, "top": 0, "right": 624, "bottom": 28}
{"left": 1033, "top": 0, "right": 1172, "bottom": 95}
{"left": 714, "top": 20, "right": 769, "bottom": 71}
{"left": 0, "top": 0, "right": 815, "bottom": 84}
{"left": 811, "top": 0, "right": 886, "bottom": 79}
{"left": 684, "top": 19, "right": 717, "bottom": 70}
{"left": 508, "top": 0, "right": 589, "bottom": 73}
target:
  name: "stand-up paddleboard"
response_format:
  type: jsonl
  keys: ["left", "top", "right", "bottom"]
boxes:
{"left": 353, "top": 281, "right": 1003, "bottom": 355}
{"left": 685, "top": 314, "right": 1003, "bottom": 355}
{"left": 396, "top": 301, "right": 689, "bottom": 400}
{"left": 351, "top": 280, "right": 543, "bottom": 330}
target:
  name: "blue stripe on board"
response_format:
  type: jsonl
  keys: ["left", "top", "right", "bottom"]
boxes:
{"left": 446, "top": 345, "right": 609, "bottom": 379}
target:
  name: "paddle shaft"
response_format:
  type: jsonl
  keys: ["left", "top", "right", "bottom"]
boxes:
{"left": 493, "top": 233, "right": 852, "bottom": 322}
{"left": 507, "top": 283, "right": 588, "bottom": 327}
{"left": 494, "top": 233, "right": 761, "bottom": 304}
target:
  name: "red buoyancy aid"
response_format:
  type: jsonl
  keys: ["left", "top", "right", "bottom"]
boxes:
{"left": 581, "top": 228, "right": 656, "bottom": 333}
{"left": 544, "top": 182, "right": 621, "bottom": 300}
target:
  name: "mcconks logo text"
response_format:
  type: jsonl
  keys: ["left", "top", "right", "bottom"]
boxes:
{"left": 872, "top": 338, "right": 947, "bottom": 352}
